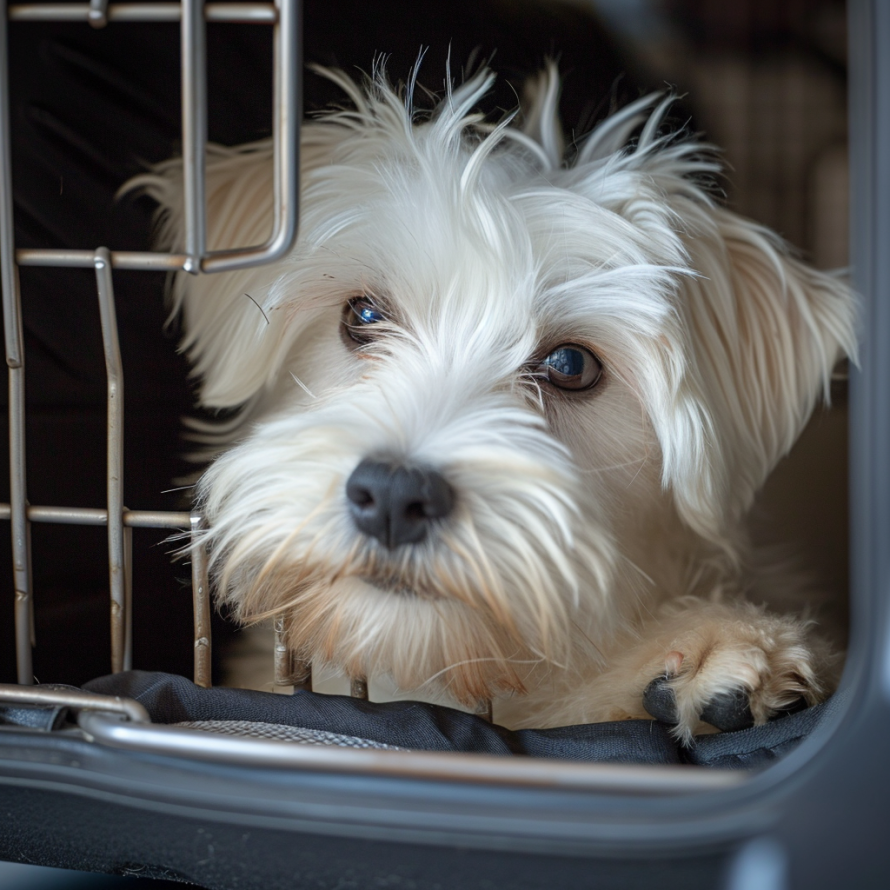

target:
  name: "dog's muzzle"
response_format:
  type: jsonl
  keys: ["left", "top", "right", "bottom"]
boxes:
{"left": 346, "top": 458, "right": 454, "bottom": 549}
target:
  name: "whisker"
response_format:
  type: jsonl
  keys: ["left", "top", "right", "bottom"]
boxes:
{"left": 290, "top": 372, "right": 317, "bottom": 400}
{"left": 244, "top": 293, "right": 270, "bottom": 325}
{"left": 576, "top": 456, "right": 649, "bottom": 475}
{"left": 416, "top": 656, "right": 544, "bottom": 690}
{"left": 568, "top": 619, "right": 607, "bottom": 661}
{"left": 625, "top": 454, "right": 650, "bottom": 489}
{"left": 618, "top": 552, "right": 656, "bottom": 588}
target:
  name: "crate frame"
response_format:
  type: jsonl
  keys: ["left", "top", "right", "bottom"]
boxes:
{"left": 0, "top": 1, "right": 887, "bottom": 886}
{"left": 0, "top": 0, "right": 299, "bottom": 688}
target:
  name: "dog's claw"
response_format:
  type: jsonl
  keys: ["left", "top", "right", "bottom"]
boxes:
{"left": 699, "top": 689, "right": 754, "bottom": 732}
{"left": 642, "top": 676, "right": 678, "bottom": 723}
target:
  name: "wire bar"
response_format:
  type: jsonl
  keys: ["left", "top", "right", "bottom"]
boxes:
{"left": 94, "top": 248, "right": 129, "bottom": 673}
{"left": 124, "top": 519, "right": 133, "bottom": 669}
{"left": 7, "top": 345, "right": 30, "bottom": 683}
{"left": 8, "top": 3, "right": 278, "bottom": 23}
{"left": 16, "top": 248, "right": 193, "bottom": 270}
{"left": 0, "top": 504, "right": 192, "bottom": 528}
{"left": 273, "top": 617, "right": 311, "bottom": 690}
{"left": 201, "top": 0, "right": 299, "bottom": 272}
{"left": 88, "top": 0, "right": 109, "bottom": 27}
{"left": 2, "top": 0, "right": 299, "bottom": 689}
{"left": 122, "top": 509, "right": 194, "bottom": 528}
{"left": 190, "top": 515, "right": 212, "bottom": 687}
{"left": 1, "top": 0, "right": 33, "bottom": 684}
{"left": 180, "top": 0, "right": 206, "bottom": 273}
{"left": 0, "top": 682, "right": 151, "bottom": 722}
{"left": 273, "top": 618, "right": 288, "bottom": 686}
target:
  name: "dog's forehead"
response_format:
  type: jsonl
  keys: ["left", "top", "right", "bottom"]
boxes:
{"left": 304, "top": 157, "right": 531, "bottom": 341}
{"left": 301, "top": 133, "right": 683, "bottom": 361}
{"left": 417, "top": 203, "right": 672, "bottom": 350}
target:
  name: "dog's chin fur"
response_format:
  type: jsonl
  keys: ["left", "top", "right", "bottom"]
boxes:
{"left": 130, "top": 63, "right": 857, "bottom": 739}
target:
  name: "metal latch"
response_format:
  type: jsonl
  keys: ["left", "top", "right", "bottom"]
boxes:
{"left": 0, "top": 683, "right": 150, "bottom": 732}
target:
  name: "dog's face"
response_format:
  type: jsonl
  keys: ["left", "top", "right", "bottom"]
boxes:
{"left": 150, "top": 69, "right": 855, "bottom": 707}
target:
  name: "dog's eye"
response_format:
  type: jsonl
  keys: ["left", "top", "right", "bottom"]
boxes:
{"left": 342, "top": 296, "right": 386, "bottom": 346}
{"left": 535, "top": 345, "right": 603, "bottom": 391}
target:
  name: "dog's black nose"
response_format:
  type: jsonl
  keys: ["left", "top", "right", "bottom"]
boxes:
{"left": 346, "top": 459, "right": 454, "bottom": 549}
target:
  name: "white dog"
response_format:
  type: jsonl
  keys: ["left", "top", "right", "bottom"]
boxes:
{"left": 134, "top": 64, "right": 856, "bottom": 740}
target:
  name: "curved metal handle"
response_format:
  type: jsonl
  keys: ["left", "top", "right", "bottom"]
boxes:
{"left": 0, "top": 683, "right": 150, "bottom": 723}
{"left": 201, "top": 0, "right": 300, "bottom": 273}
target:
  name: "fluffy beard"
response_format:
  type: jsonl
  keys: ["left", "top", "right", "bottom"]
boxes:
{"left": 199, "top": 350, "right": 619, "bottom": 707}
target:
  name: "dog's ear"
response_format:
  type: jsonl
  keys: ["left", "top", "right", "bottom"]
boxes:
{"left": 625, "top": 189, "right": 853, "bottom": 543}
{"left": 560, "top": 99, "right": 857, "bottom": 541}
{"left": 124, "top": 141, "right": 278, "bottom": 409}
{"left": 675, "top": 209, "right": 856, "bottom": 526}
{"left": 125, "top": 134, "right": 345, "bottom": 410}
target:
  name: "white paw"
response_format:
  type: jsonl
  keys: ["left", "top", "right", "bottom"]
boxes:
{"left": 637, "top": 609, "right": 835, "bottom": 741}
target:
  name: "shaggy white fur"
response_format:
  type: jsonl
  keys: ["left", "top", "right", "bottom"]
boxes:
{"left": 131, "top": 63, "right": 857, "bottom": 740}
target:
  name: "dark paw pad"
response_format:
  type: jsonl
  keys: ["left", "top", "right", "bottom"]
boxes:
{"left": 699, "top": 689, "right": 754, "bottom": 732}
{"left": 643, "top": 677, "right": 756, "bottom": 733}
{"left": 642, "top": 676, "right": 678, "bottom": 724}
